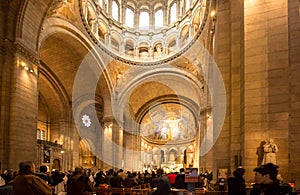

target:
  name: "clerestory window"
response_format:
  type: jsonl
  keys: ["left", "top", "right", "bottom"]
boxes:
{"left": 139, "top": 11, "right": 149, "bottom": 29}
{"left": 155, "top": 9, "right": 163, "bottom": 28}
{"left": 170, "top": 2, "right": 177, "bottom": 23}
{"left": 112, "top": 0, "right": 119, "bottom": 21}
{"left": 185, "top": 0, "right": 190, "bottom": 11}
{"left": 125, "top": 7, "right": 134, "bottom": 28}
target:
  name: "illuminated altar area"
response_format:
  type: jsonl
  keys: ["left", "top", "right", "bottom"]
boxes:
{"left": 139, "top": 102, "right": 199, "bottom": 172}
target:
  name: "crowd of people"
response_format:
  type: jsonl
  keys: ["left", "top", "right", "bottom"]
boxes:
{"left": 227, "top": 163, "right": 293, "bottom": 195}
{"left": 0, "top": 161, "right": 295, "bottom": 195}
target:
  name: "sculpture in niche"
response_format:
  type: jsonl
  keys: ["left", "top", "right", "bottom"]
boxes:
{"left": 262, "top": 138, "right": 278, "bottom": 165}
{"left": 154, "top": 44, "right": 163, "bottom": 57}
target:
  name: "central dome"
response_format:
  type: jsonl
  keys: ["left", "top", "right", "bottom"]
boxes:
{"left": 80, "top": 0, "right": 209, "bottom": 64}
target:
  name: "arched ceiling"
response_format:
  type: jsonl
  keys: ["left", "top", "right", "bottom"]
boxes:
{"left": 39, "top": 32, "right": 88, "bottom": 120}
{"left": 37, "top": 0, "right": 207, "bottom": 123}
{"left": 129, "top": 76, "right": 201, "bottom": 115}
{"left": 40, "top": 33, "right": 88, "bottom": 98}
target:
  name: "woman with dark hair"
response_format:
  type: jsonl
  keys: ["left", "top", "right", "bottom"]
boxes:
{"left": 13, "top": 161, "right": 52, "bottom": 195}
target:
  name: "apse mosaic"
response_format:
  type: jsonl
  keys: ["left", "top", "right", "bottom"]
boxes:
{"left": 140, "top": 103, "right": 196, "bottom": 141}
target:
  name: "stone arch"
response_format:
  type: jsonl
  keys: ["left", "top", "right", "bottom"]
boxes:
{"left": 126, "top": 1, "right": 136, "bottom": 10}
{"left": 166, "top": 34, "right": 177, "bottom": 54}
{"left": 168, "top": 148, "right": 178, "bottom": 163}
{"left": 98, "top": 20, "right": 109, "bottom": 43}
{"left": 138, "top": 42, "right": 150, "bottom": 59}
{"left": 86, "top": 3, "right": 98, "bottom": 35}
{"left": 79, "top": 139, "right": 96, "bottom": 168}
{"left": 180, "top": 24, "right": 190, "bottom": 47}
{"left": 154, "top": 3, "right": 163, "bottom": 12}
{"left": 191, "top": 8, "right": 203, "bottom": 36}
{"left": 124, "top": 39, "right": 135, "bottom": 57}
{"left": 160, "top": 148, "right": 167, "bottom": 163}
{"left": 52, "top": 159, "right": 61, "bottom": 171}
{"left": 111, "top": 31, "right": 122, "bottom": 52}
{"left": 153, "top": 40, "right": 164, "bottom": 58}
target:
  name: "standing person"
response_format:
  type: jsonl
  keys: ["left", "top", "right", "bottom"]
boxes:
{"left": 151, "top": 169, "right": 171, "bottom": 195}
{"left": 250, "top": 163, "right": 291, "bottom": 195}
{"left": 174, "top": 168, "right": 187, "bottom": 189}
{"left": 36, "top": 165, "right": 54, "bottom": 185}
{"left": 227, "top": 167, "right": 246, "bottom": 195}
{"left": 66, "top": 167, "right": 93, "bottom": 195}
{"left": 13, "top": 161, "right": 52, "bottom": 195}
{"left": 167, "top": 172, "right": 177, "bottom": 187}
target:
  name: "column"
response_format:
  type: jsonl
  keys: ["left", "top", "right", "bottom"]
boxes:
{"left": 120, "top": 4, "right": 126, "bottom": 24}
{"left": 163, "top": 5, "right": 168, "bottom": 26}
{"left": 134, "top": 9, "right": 140, "bottom": 28}
{"left": 1, "top": 41, "right": 39, "bottom": 170}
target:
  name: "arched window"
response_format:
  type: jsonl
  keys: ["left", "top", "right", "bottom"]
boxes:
{"left": 112, "top": 0, "right": 119, "bottom": 21}
{"left": 155, "top": 9, "right": 163, "bottom": 27}
{"left": 125, "top": 7, "right": 134, "bottom": 28}
{"left": 139, "top": 11, "right": 149, "bottom": 28}
{"left": 170, "top": 2, "right": 177, "bottom": 23}
{"left": 185, "top": 0, "right": 190, "bottom": 11}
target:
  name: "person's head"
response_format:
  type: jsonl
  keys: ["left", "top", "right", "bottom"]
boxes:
{"left": 156, "top": 168, "right": 164, "bottom": 177}
{"left": 74, "top": 167, "right": 84, "bottom": 175}
{"left": 39, "top": 165, "right": 48, "bottom": 173}
{"left": 234, "top": 167, "right": 245, "bottom": 177}
{"left": 253, "top": 163, "right": 279, "bottom": 184}
{"left": 19, "top": 161, "right": 35, "bottom": 175}
{"left": 179, "top": 168, "right": 185, "bottom": 173}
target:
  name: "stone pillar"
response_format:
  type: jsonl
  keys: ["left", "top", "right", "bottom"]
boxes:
{"left": 149, "top": 10, "right": 154, "bottom": 29}
{"left": 243, "top": 0, "right": 291, "bottom": 182}
{"left": 120, "top": 4, "right": 125, "bottom": 24}
{"left": 102, "top": 119, "right": 113, "bottom": 170}
{"left": 163, "top": 5, "right": 168, "bottom": 26}
{"left": 134, "top": 9, "right": 140, "bottom": 28}
{"left": 288, "top": 0, "right": 300, "bottom": 188}
{"left": 177, "top": 0, "right": 181, "bottom": 20}
{"left": 107, "top": 0, "right": 112, "bottom": 18}
{"left": 0, "top": 41, "right": 39, "bottom": 170}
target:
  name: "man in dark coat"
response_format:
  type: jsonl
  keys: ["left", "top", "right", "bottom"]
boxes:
{"left": 152, "top": 169, "right": 171, "bottom": 195}
{"left": 67, "top": 167, "right": 93, "bottom": 195}
{"left": 13, "top": 161, "right": 52, "bottom": 195}
{"left": 227, "top": 167, "right": 246, "bottom": 195}
{"left": 174, "top": 168, "right": 187, "bottom": 189}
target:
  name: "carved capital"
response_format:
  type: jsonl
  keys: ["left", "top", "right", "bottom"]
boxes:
{"left": 13, "top": 42, "right": 40, "bottom": 65}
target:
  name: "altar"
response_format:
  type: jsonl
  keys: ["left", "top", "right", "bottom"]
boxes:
{"left": 160, "top": 163, "right": 184, "bottom": 173}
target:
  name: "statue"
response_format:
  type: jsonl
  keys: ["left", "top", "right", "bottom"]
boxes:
{"left": 154, "top": 44, "right": 163, "bottom": 57}
{"left": 262, "top": 138, "right": 278, "bottom": 165}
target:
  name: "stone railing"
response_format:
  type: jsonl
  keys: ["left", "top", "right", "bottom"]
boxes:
{"left": 37, "top": 139, "right": 62, "bottom": 148}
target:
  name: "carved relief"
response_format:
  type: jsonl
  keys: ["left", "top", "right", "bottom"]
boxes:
{"left": 48, "top": 0, "right": 75, "bottom": 21}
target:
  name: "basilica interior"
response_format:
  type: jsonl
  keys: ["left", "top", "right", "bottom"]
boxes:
{"left": 1, "top": 0, "right": 300, "bottom": 188}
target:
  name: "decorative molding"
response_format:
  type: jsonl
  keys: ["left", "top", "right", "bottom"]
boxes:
{"left": 13, "top": 42, "right": 40, "bottom": 65}
{"left": 0, "top": 38, "right": 40, "bottom": 65}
